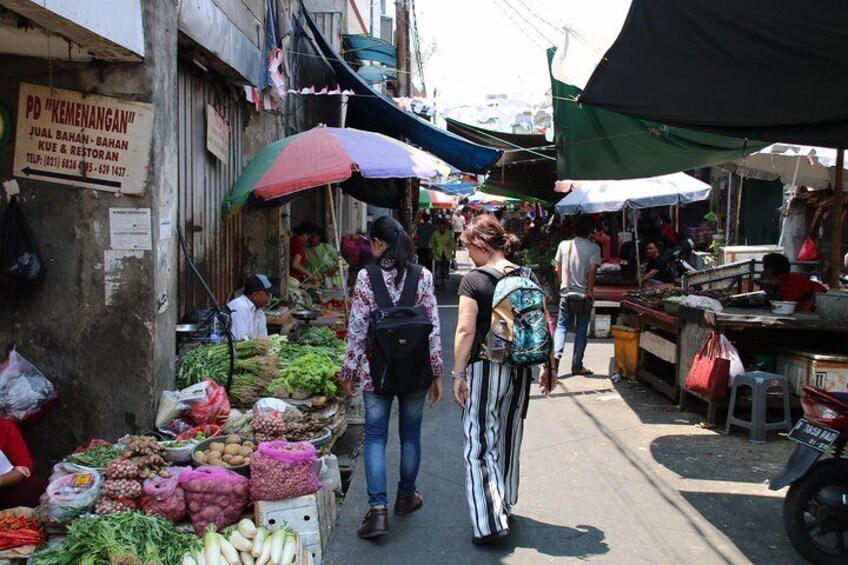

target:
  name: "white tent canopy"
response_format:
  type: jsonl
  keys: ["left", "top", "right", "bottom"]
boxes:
{"left": 554, "top": 173, "right": 712, "bottom": 215}
{"left": 729, "top": 143, "right": 848, "bottom": 190}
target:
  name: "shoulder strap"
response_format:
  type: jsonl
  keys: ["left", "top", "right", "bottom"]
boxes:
{"left": 477, "top": 266, "right": 506, "bottom": 281}
{"left": 365, "top": 264, "right": 393, "bottom": 309}
{"left": 399, "top": 265, "right": 423, "bottom": 307}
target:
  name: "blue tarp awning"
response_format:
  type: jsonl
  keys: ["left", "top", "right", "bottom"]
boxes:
{"left": 343, "top": 34, "right": 397, "bottom": 67}
{"left": 302, "top": 11, "right": 501, "bottom": 174}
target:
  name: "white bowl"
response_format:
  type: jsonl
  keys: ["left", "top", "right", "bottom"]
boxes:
{"left": 771, "top": 301, "right": 797, "bottom": 315}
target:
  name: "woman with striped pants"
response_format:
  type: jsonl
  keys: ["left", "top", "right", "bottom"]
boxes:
{"left": 451, "top": 215, "right": 556, "bottom": 545}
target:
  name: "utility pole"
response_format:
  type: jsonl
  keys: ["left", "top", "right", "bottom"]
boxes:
{"left": 395, "top": 0, "right": 415, "bottom": 230}
{"left": 830, "top": 149, "right": 844, "bottom": 288}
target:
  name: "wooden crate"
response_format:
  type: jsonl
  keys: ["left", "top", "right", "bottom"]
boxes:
{"left": 777, "top": 350, "right": 848, "bottom": 395}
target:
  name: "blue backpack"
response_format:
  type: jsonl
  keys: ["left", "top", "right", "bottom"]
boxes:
{"left": 479, "top": 266, "right": 552, "bottom": 367}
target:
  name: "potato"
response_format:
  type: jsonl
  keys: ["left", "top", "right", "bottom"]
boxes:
{"left": 238, "top": 446, "right": 253, "bottom": 457}
{"left": 229, "top": 455, "right": 244, "bottom": 466}
{"left": 243, "top": 441, "right": 256, "bottom": 450}
{"left": 209, "top": 442, "right": 226, "bottom": 453}
{"left": 211, "top": 459, "right": 227, "bottom": 467}
{"left": 222, "top": 454, "right": 233, "bottom": 463}
{"left": 225, "top": 435, "right": 242, "bottom": 445}
{"left": 244, "top": 456, "right": 250, "bottom": 465}
{"left": 224, "top": 444, "right": 241, "bottom": 456}
{"left": 195, "top": 450, "right": 207, "bottom": 463}
{"left": 206, "top": 450, "right": 222, "bottom": 461}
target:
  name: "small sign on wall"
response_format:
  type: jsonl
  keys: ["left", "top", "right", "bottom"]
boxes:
{"left": 13, "top": 83, "right": 154, "bottom": 195}
{"left": 206, "top": 105, "right": 229, "bottom": 164}
{"left": 109, "top": 207, "right": 151, "bottom": 250}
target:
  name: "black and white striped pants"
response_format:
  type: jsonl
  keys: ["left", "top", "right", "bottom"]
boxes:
{"left": 462, "top": 360, "right": 532, "bottom": 538}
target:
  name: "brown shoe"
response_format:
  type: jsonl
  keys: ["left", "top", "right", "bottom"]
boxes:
{"left": 394, "top": 492, "right": 424, "bottom": 515}
{"left": 357, "top": 506, "right": 389, "bottom": 539}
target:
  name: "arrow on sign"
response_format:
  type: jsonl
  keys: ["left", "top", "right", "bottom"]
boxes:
{"left": 21, "top": 167, "right": 122, "bottom": 188}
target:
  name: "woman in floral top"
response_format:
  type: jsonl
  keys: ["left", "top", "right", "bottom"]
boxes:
{"left": 341, "top": 216, "right": 443, "bottom": 540}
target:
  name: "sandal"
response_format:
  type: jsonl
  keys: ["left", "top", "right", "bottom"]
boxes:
{"left": 571, "top": 367, "right": 594, "bottom": 376}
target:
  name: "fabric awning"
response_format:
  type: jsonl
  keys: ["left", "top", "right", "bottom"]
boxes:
{"left": 578, "top": 0, "right": 848, "bottom": 147}
{"left": 554, "top": 173, "right": 712, "bottom": 215}
{"left": 343, "top": 34, "right": 397, "bottom": 67}
{"left": 444, "top": 117, "right": 558, "bottom": 201}
{"left": 549, "top": 48, "right": 767, "bottom": 181}
{"left": 302, "top": 11, "right": 501, "bottom": 174}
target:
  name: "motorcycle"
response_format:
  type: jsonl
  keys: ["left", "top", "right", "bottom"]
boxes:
{"left": 769, "top": 386, "right": 848, "bottom": 564}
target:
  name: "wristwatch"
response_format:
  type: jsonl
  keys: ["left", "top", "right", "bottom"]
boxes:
{"left": 451, "top": 369, "right": 467, "bottom": 379}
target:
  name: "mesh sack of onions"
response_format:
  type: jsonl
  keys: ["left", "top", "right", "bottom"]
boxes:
{"left": 249, "top": 440, "right": 321, "bottom": 501}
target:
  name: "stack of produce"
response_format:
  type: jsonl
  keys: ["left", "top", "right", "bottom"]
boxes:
{"left": 176, "top": 338, "right": 283, "bottom": 405}
{"left": 0, "top": 511, "right": 44, "bottom": 551}
{"left": 96, "top": 436, "right": 169, "bottom": 514}
{"left": 67, "top": 443, "right": 123, "bottom": 469}
{"left": 624, "top": 287, "right": 731, "bottom": 310}
{"left": 193, "top": 435, "right": 256, "bottom": 468}
{"left": 180, "top": 467, "right": 249, "bottom": 534}
{"left": 31, "top": 511, "right": 201, "bottom": 565}
{"left": 225, "top": 410, "right": 326, "bottom": 444}
{"left": 183, "top": 519, "right": 299, "bottom": 565}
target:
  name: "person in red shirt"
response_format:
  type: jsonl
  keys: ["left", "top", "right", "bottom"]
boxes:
{"left": 762, "top": 252, "right": 826, "bottom": 312}
{"left": 290, "top": 223, "right": 314, "bottom": 283}
{"left": 0, "top": 418, "right": 48, "bottom": 509}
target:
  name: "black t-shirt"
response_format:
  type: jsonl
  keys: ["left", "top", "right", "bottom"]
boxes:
{"left": 458, "top": 266, "right": 541, "bottom": 361}
{"left": 646, "top": 252, "right": 677, "bottom": 283}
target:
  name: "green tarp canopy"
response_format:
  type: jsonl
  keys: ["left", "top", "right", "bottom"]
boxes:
{"left": 549, "top": 48, "right": 768, "bottom": 180}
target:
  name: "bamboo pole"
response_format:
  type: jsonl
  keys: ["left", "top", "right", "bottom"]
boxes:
{"left": 830, "top": 149, "right": 844, "bottom": 288}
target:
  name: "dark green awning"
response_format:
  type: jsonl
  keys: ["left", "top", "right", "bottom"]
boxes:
{"left": 549, "top": 48, "right": 768, "bottom": 180}
{"left": 343, "top": 34, "right": 397, "bottom": 67}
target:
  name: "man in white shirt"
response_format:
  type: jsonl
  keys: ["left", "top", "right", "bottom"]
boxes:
{"left": 227, "top": 274, "right": 275, "bottom": 340}
{"left": 451, "top": 210, "right": 466, "bottom": 247}
{"left": 553, "top": 216, "right": 601, "bottom": 376}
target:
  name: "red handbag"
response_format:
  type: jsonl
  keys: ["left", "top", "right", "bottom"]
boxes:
{"left": 685, "top": 332, "right": 731, "bottom": 398}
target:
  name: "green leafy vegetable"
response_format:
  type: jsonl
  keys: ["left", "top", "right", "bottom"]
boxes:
{"left": 31, "top": 511, "right": 201, "bottom": 565}
{"left": 297, "top": 327, "right": 343, "bottom": 348}
{"left": 68, "top": 445, "right": 123, "bottom": 468}
{"left": 268, "top": 352, "right": 339, "bottom": 397}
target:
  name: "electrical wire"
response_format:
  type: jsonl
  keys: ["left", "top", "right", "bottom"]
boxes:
{"left": 513, "top": 0, "right": 564, "bottom": 37}
{"left": 497, "top": 0, "right": 558, "bottom": 46}
{"left": 490, "top": 0, "right": 550, "bottom": 52}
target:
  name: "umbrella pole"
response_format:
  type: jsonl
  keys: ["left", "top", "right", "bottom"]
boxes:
{"left": 634, "top": 208, "right": 642, "bottom": 289}
{"left": 326, "top": 183, "right": 350, "bottom": 321}
{"left": 830, "top": 149, "right": 844, "bottom": 288}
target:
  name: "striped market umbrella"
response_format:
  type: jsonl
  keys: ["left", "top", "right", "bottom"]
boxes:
{"left": 223, "top": 125, "right": 454, "bottom": 215}
{"left": 418, "top": 188, "right": 456, "bottom": 209}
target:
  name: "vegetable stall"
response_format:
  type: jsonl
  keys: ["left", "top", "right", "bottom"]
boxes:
{"left": 1, "top": 329, "right": 348, "bottom": 564}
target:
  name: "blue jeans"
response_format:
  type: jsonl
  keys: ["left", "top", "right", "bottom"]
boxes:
{"left": 553, "top": 297, "right": 592, "bottom": 372}
{"left": 363, "top": 390, "right": 427, "bottom": 507}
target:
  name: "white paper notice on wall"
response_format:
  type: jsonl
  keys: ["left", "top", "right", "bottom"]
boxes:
{"left": 110, "top": 207, "right": 151, "bottom": 250}
{"left": 159, "top": 218, "right": 172, "bottom": 240}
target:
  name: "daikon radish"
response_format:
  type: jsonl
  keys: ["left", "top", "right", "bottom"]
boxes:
{"left": 218, "top": 534, "right": 240, "bottom": 565}
{"left": 229, "top": 530, "right": 253, "bottom": 552}
{"left": 182, "top": 556, "right": 198, "bottom": 565}
{"left": 280, "top": 532, "right": 297, "bottom": 564}
{"left": 251, "top": 527, "right": 268, "bottom": 558}
{"left": 269, "top": 529, "right": 286, "bottom": 564}
{"left": 203, "top": 531, "right": 221, "bottom": 565}
{"left": 238, "top": 519, "right": 258, "bottom": 539}
{"left": 240, "top": 551, "right": 256, "bottom": 565}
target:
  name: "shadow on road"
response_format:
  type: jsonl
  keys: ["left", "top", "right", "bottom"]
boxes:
{"left": 474, "top": 516, "right": 609, "bottom": 561}
{"left": 650, "top": 433, "right": 792, "bottom": 484}
{"left": 680, "top": 491, "right": 806, "bottom": 565}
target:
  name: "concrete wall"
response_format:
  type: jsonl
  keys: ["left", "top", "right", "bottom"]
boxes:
{"left": 0, "top": 0, "right": 178, "bottom": 467}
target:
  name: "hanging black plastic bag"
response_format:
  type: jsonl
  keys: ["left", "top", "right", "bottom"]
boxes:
{"left": 0, "top": 196, "right": 45, "bottom": 293}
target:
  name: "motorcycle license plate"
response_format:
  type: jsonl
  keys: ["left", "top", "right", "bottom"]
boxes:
{"left": 787, "top": 418, "right": 840, "bottom": 452}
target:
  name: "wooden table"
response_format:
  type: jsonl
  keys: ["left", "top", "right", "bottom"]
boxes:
{"left": 677, "top": 306, "right": 848, "bottom": 423}
{"left": 620, "top": 300, "right": 680, "bottom": 401}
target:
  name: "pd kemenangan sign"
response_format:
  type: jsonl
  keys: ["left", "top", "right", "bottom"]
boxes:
{"left": 13, "top": 83, "right": 154, "bottom": 195}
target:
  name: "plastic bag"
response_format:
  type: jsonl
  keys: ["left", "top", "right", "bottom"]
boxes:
{"left": 797, "top": 236, "right": 819, "bottom": 261}
{"left": 0, "top": 197, "right": 44, "bottom": 294}
{"left": 249, "top": 441, "right": 320, "bottom": 501}
{"left": 38, "top": 471, "right": 103, "bottom": 523}
{"left": 175, "top": 423, "right": 222, "bottom": 442}
{"left": 682, "top": 295, "right": 724, "bottom": 312}
{"left": 0, "top": 348, "right": 57, "bottom": 422}
{"left": 180, "top": 467, "right": 249, "bottom": 534}
{"left": 252, "top": 398, "right": 303, "bottom": 419}
{"left": 155, "top": 382, "right": 214, "bottom": 428}
{"left": 718, "top": 334, "right": 746, "bottom": 383}
{"left": 189, "top": 380, "right": 230, "bottom": 425}
{"left": 314, "top": 454, "right": 342, "bottom": 493}
{"left": 140, "top": 466, "right": 191, "bottom": 522}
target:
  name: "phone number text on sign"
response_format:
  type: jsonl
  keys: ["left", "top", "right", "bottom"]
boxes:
{"left": 13, "top": 83, "right": 154, "bottom": 195}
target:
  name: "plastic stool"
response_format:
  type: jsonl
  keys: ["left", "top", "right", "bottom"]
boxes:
{"left": 724, "top": 371, "right": 792, "bottom": 444}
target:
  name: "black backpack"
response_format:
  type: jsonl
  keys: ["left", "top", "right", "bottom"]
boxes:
{"left": 365, "top": 264, "right": 433, "bottom": 397}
